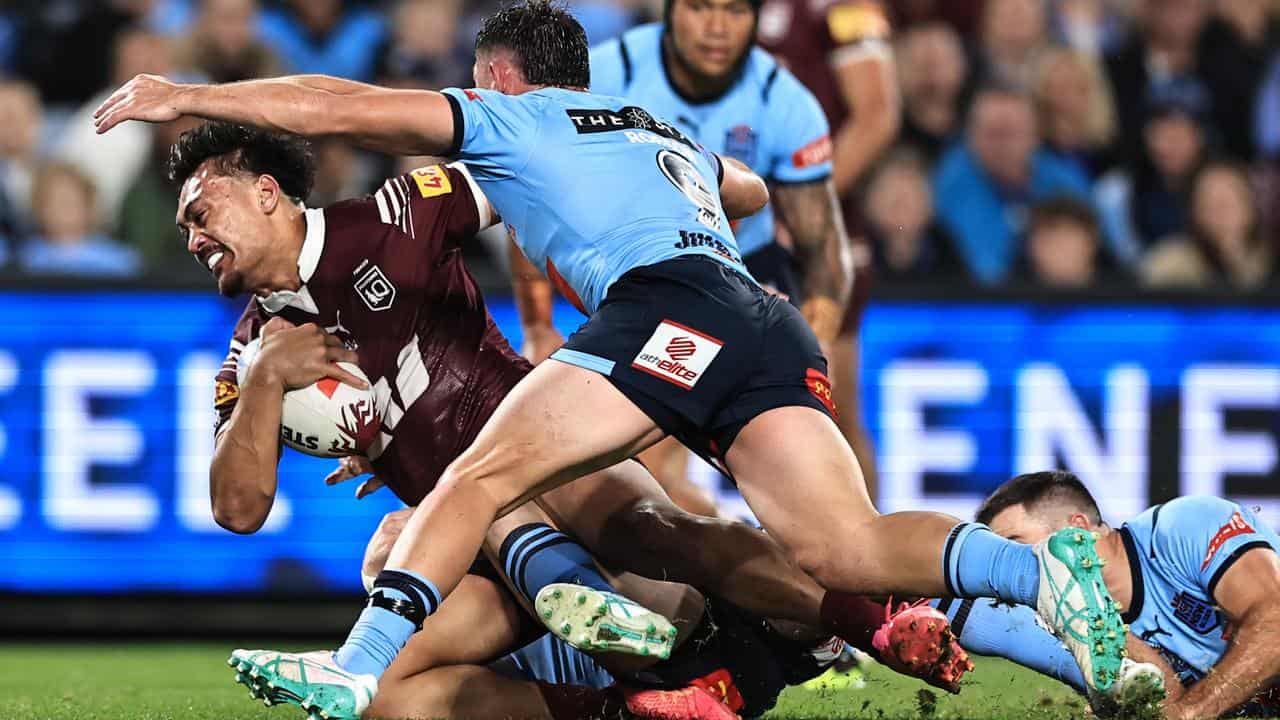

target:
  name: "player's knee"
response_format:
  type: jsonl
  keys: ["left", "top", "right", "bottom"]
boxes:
{"left": 792, "top": 543, "right": 845, "bottom": 589}
{"left": 435, "top": 462, "right": 513, "bottom": 516}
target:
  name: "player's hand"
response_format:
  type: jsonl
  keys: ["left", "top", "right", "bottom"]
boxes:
{"left": 363, "top": 507, "right": 414, "bottom": 579}
{"left": 520, "top": 324, "right": 565, "bottom": 365}
{"left": 93, "top": 74, "right": 191, "bottom": 134}
{"left": 251, "top": 318, "right": 368, "bottom": 391}
{"left": 325, "top": 455, "right": 385, "bottom": 499}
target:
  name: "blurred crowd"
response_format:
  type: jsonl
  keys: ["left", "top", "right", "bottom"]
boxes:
{"left": 1, "top": 0, "right": 1278, "bottom": 293}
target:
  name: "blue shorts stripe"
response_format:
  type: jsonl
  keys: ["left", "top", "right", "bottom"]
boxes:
{"left": 550, "top": 348, "right": 616, "bottom": 376}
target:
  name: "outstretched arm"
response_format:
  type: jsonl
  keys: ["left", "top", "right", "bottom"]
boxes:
{"left": 718, "top": 155, "right": 769, "bottom": 221}
{"left": 94, "top": 74, "right": 457, "bottom": 156}
{"left": 1164, "top": 548, "right": 1280, "bottom": 720}
{"left": 771, "top": 178, "right": 853, "bottom": 345}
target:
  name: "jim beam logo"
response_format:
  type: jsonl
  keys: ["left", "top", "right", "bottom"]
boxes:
{"left": 354, "top": 260, "right": 396, "bottom": 311}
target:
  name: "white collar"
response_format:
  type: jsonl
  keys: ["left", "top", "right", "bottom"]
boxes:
{"left": 257, "top": 207, "right": 325, "bottom": 314}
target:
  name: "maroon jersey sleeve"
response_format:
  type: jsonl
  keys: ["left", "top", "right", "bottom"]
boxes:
{"left": 824, "top": 0, "right": 891, "bottom": 63}
{"left": 213, "top": 300, "right": 265, "bottom": 440}
{"left": 369, "top": 162, "right": 487, "bottom": 259}
{"left": 759, "top": 0, "right": 891, "bottom": 130}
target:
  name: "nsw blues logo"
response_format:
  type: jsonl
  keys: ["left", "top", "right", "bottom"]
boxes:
{"left": 723, "top": 125, "right": 758, "bottom": 167}
{"left": 1171, "top": 591, "right": 1222, "bottom": 634}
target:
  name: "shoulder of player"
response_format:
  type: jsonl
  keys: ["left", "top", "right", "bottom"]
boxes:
{"left": 308, "top": 191, "right": 408, "bottom": 269}
{"left": 1155, "top": 496, "right": 1244, "bottom": 533}
{"left": 1133, "top": 496, "right": 1255, "bottom": 561}
{"left": 620, "top": 22, "right": 663, "bottom": 64}
{"left": 745, "top": 50, "right": 814, "bottom": 109}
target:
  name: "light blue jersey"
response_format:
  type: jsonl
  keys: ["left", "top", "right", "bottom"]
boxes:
{"left": 441, "top": 85, "right": 748, "bottom": 314}
{"left": 590, "top": 24, "right": 833, "bottom": 257}
{"left": 1119, "top": 496, "right": 1280, "bottom": 686}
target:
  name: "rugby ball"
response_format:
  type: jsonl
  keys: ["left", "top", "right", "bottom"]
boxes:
{"left": 237, "top": 337, "right": 381, "bottom": 458}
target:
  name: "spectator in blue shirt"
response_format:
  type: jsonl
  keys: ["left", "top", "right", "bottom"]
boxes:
{"left": 258, "top": 0, "right": 385, "bottom": 81}
{"left": 934, "top": 85, "right": 1091, "bottom": 284}
{"left": 19, "top": 162, "right": 140, "bottom": 278}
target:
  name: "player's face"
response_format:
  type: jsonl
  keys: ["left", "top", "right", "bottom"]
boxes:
{"left": 176, "top": 164, "right": 271, "bottom": 297}
{"left": 986, "top": 504, "right": 1062, "bottom": 544}
{"left": 669, "top": 0, "right": 756, "bottom": 80}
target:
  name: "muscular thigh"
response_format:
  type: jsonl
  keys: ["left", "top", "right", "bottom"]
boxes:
{"left": 447, "top": 359, "right": 665, "bottom": 516}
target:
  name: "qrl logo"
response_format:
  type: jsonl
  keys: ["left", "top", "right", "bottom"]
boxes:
{"left": 355, "top": 264, "right": 397, "bottom": 311}
{"left": 666, "top": 337, "right": 697, "bottom": 360}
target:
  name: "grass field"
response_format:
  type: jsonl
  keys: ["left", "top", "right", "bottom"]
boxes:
{"left": 0, "top": 642, "right": 1091, "bottom": 720}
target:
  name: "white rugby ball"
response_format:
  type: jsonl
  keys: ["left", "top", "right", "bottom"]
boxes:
{"left": 237, "top": 337, "right": 381, "bottom": 458}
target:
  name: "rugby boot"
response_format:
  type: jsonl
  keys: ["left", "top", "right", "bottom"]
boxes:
{"left": 228, "top": 648, "right": 375, "bottom": 720}
{"left": 622, "top": 685, "right": 741, "bottom": 720}
{"left": 536, "top": 583, "right": 678, "bottom": 659}
{"left": 1033, "top": 528, "right": 1130, "bottom": 694}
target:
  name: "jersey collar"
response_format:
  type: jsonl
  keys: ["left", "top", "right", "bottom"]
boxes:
{"left": 1118, "top": 526, "right": 1146, "bottom": 624}
{"left": 257, "top": 207, "right": 325, "bottom": 315}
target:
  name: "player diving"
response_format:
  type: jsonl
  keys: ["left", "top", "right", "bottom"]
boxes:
{"left": 93, "top": 2, "right": 1162, "bottom": 718}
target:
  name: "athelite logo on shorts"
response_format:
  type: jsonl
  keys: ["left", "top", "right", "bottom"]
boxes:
{"left": 631, "top": 320, "right": 723, "bottom": 390}
{"left": 1201, "top": 510, "right": 1255, "bottom": 571}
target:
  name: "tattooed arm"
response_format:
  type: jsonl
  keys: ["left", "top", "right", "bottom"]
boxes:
{"left": 771, "top": 178, "right": 853, "bottom": 344}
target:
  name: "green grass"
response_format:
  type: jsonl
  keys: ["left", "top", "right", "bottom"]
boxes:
{"left": 0, "top": 642, "right": 1088, "bottom": 719}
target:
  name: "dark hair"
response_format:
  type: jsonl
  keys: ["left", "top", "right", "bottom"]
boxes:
{"left": 1028, "top": 197, "right": 1101, "bottom": 243}
{"left": 166, "top": 121, "right": 316, "bottom": 203}
{"left": 975, "top": 471, "right": 1102, "bottom": 527}
{"left": 475, "top": 1, "right": 590, "bottom": 88}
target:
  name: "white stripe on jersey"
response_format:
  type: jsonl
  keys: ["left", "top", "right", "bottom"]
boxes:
{"left": 395, "top": 177, "right": 414, "bottom": 236}
{"left": 447, "top": 162, "right": 493, "bottom": 230}
{"left": 374, "top": 187, "right": 392, "bottom": 224}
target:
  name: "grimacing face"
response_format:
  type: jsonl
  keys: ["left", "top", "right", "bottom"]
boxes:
{"left": 175, "top": 160, "right": 278, "bottom": 297}
{"left": 669, "top": 0, "right": 756, "bottom": 82}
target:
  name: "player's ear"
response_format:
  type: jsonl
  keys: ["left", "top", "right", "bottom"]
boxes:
{"left": 1067, "top": 513, "right": 1092, "bottom": 530}
{"left": 255, "top": 174, "right": 281, "bottom": 215}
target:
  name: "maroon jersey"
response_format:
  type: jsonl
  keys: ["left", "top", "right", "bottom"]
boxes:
{"left": 757, "top": 0, "right": 892, "bottom": 132}
{"left": 213, "top": 163, "right": 531, "bottom": 505}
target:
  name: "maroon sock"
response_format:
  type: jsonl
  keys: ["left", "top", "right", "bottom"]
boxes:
{"left": 536, "top": 682, "right": 626, "bottom": 720}
{"left": 818, "top": 592, "right": 890, "bottom": 657}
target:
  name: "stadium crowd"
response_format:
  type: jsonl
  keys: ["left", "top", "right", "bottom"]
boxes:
{"left": 1, "top": 0, "right": 1279, "bottom": 292}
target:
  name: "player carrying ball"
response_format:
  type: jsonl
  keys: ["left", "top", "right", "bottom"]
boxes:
{"left": 94, "top": 3, "right": 1154, "bottom": 718}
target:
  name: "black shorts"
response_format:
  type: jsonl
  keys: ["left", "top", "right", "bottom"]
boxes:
{"left": 551, "top": 256, "right": 836, "bottom": 468}
{"left": 618, "top": 595, "right": 835, "bottom": 719}
{"left": 744, "top": 242, "right": 801, "bottom": 306}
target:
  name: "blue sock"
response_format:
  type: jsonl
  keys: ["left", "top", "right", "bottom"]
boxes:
{"left": 333, "top": 568, "right": 441, "bottom": 678}
{"left": 932, "top": 597, "right": 1086, "bottom": 692}
{"left": 942, "top": 523, "right": 1040, "bottom": 605}
{"left": 498, "top": 523, "right": 614, "bottom": 606}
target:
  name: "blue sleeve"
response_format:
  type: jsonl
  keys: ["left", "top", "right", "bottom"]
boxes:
{"left": 765, "top": 71, "right": 832, "bottom": 184}
{"left": 932, "top": 598, "right": 1086, "bottom": 693}
{"left": 589, "top": 40, "right": 626, "bottom": 97}
{"left": 1150, "top": 496, "right": 1277, "bottom": 600}
{"left": 439, "top": 88, "right": 542, "bottom": 180}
